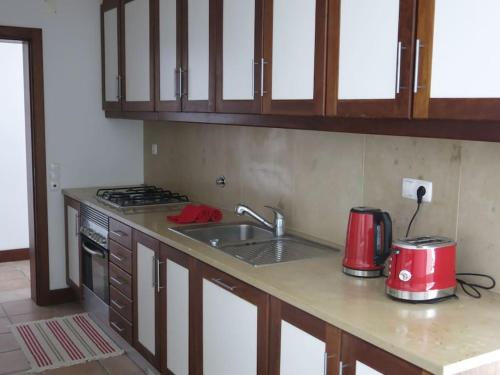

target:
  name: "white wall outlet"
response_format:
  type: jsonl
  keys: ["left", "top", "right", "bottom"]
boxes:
{"left": 152, "top": 143, "right": 158, "bottom": 155}
{"left": 49, "top": 162, "right": 61, "bottom": 191}
{"left": 402, "top": 178, "right": 433, "bottom": 203}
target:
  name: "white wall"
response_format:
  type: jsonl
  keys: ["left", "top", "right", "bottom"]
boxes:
{"left": 0, "top": 0, "right": 144, "bottom": 290}
{"left": 0, "top": 40, "right": 30, "bottom": 251}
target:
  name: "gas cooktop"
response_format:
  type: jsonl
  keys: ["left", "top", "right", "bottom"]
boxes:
{"left": 96, "top": 185, "right": 189, "bottom": 210}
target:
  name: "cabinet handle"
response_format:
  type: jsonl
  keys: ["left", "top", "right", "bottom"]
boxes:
{"left": 156, "top": 257, "right": 165, "bottom": 293}
{"left": 110, "top": 253, "right": 123, "bottom": 262}
{"left": 75, "top": 213, "right": 79, "bottom": 236}
{"left": 323, "top": 353, "right": 336, "bottom": 375}
{"left": 252, "top": 59, "right": 259, "bottom": 98}
{"left": 177, "top": 67, "right": 184, "bottom": 98}
{"left": 111, "top": 299, "right": 124, "bottom": 310}
{"left": 83, "top": 244, "right": 105, "bottom": 258}
{"left": 116, "top": 75, "right": 122, "bottom": 100}
{"left": 152, "top": 255, "right": 157, "bottom": 287}
{"left": 211, "top": 277, "right": 237, "bottom": 292}
{"left": 110, "top": 276, "right": 123, "bottom": 286}
{"left": 260, "top": 58, "right": 268, "bottom": 97}
{"left": 413, "top": 39, "right": 424, "bottom": 93}
{"left": 395, "top": 41, "right": 405, "bottom": 94}
{"left": 110, "top": 321, "right": 124, "bottom": 332}
{"left": 338, "top": 361, "right": 349, "bottom": 375}
{"left": 111, "top": 230, "right": 126, "bottom": 238}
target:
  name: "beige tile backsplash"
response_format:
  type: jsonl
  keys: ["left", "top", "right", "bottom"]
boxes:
{"left": 144, "top": 121, "right": 500, "bottom": 291}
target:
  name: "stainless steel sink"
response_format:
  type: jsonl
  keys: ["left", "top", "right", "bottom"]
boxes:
{"left": 170, "top": 222, "right": 338, "bottom": 266}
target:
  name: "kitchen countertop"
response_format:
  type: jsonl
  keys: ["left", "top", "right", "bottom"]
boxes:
{"left": 64, "top": 187, "right": 500, "bottom": 375}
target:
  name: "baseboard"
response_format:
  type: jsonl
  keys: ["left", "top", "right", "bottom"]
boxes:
{"left": 47, "top": 287, "right": 77, "bottom": 305}
{"left": 0, "top": 248, "right": 29, "bottom": 263}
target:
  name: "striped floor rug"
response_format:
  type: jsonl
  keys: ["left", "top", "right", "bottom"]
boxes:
{"left": 10, "top": 313, "right": 124, "bottom": 372}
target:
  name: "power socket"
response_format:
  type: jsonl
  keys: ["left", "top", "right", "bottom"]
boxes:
{"left": 402, "top": 178, "right": 432, "bottom": 203}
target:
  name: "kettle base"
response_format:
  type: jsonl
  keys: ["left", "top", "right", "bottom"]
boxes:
{"left": 343, "top": 266, "right": 384, "bottom": 278}
{"left": 386, "top": 286, "right": 456, "bottom": 302}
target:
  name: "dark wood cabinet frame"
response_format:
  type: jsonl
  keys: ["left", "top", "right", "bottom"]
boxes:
{"left": 64, "top": 197, "right": 81, "bottom": 299}
{"left": 121, "top": 0, "right": 156, "bottom": 112}
{"left": 180, "top": 0, "right": 217, "bottom": 113}
{"left": 330, "top": 0, "right": 418, "bottom": 118}
{"left": 133, "top": 230, "right": 161, "bottom": 370}
{"left": 262, "top": 0, "right": 328, "bottom": 115}
{"left": 101, "top": 0, "right": 122, "bottom": 112}
{"left": 269, "top": 298, "right": 341, "bottom": 375}
{"left": 214, "top": 0, "right": 263, "bottom": 114}
{"left": 0, "top": 26, "right": 72, "bottom": 306}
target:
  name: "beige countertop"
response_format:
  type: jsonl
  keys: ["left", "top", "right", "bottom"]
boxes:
{"left": 63, "top": 187, "right": 500, "bottom": 375}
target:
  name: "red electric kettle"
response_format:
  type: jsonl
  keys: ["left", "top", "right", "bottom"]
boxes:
{"left": 343, "top": 207, "right": 392, "bottom": 278}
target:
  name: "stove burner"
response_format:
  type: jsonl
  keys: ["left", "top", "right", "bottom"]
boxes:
{"left": 96, "top": 185, "right": 189, "bottom": 208}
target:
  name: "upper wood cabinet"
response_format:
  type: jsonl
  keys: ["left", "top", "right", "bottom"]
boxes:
{"left": 215, "top": 0, "right": 263, "bottom": 113}
{"left": 181, "top": 0, "right": 216, "bottom": 112}
{"left": 122, "top": 0, "right": 155, "bottom": 111}
{"left": 155, "top": 0, "right": 182, "bottom": 111}
{"left": 101, "top": 0, "right": 121, "bottom": 111}
{"left": 414, "top": 0, "right": 500, "bottom": 120}
{"left": 262, "top": 0, "right": 328, "bottom": 115}
{"left": 329, "top": 0, "right": 417, "bottom": 118}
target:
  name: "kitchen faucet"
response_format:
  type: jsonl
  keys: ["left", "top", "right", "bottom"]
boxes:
{"left": 234, "top": 204, "right": 285, "bottom": 237}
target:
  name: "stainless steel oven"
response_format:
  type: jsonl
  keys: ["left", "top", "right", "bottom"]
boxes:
{"left": 80, "top": 204, "right": 109, "bottom": 304}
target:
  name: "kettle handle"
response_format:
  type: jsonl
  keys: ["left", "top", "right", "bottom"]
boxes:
{"left": 374, "top": 212, "right": 392, "bottom": 266}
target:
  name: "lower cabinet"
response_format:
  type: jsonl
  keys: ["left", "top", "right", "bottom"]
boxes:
{"left": 159, "top": 243, "right": 192, "bottom": 375}
{"left": 340, "top": 333, "right": 422, "bottom": 375}
{"left": 269, "top": 298, "right": 341, "bottom": 375}
{"left": 197, "top": 263, "right": 269, "bottom": 375}
{"left": 133, "top": 230, "right": 161, "bottom": 369}
{"left": 64, "top": 197, "right": 80, "bottom": 296}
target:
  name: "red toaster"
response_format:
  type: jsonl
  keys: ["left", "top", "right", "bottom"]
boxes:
{"left": 386, "top": 236, "right": 457, "bottom": 302}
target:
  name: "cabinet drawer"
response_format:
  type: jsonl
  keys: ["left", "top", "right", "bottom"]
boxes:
{"left": 109, "top": 240, "right": 133, "bottom": 273}
{"left": 110, "top": 286, "right": 133, "bottom": 323}
{"left": 109, "top": 263, "right": 132, "bottom": 299}
{"left": 109, "top": 218, "right": 132, "bottom": 249}
{"left": 110, "top": 308, "right": 133, "bottom": 344}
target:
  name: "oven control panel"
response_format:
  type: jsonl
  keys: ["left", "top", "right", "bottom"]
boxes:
{"left": 80, "top": 226, "right": 107, "bottom": 248}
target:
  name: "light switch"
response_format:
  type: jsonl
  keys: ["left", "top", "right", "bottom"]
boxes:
{"left": 49, "top": 163, "right": 61, "bottom": 191}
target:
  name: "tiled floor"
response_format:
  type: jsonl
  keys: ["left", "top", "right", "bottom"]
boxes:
{"left": 0, "top": 261, "right": 31, "bottom": 303}
{"left": 0, "top": 299, "right": 149, "bottom": 375}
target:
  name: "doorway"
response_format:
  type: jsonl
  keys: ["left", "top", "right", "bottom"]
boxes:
{"left": 0, "top": 26, "right": 54, "bottom": 306}
{"left": 0, "top": 39, "right": 31, "bottom": 303}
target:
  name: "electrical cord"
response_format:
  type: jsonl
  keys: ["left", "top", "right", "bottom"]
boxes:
{"left": 405, "top": 186, "right": 426, "bottom": 238}
{"left": 456, "top": 273, "right": 496, "bottom": 298}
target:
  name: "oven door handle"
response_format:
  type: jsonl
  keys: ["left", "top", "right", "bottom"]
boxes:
{"left": 82, "top": 244, "right": 105, "bottom": 258}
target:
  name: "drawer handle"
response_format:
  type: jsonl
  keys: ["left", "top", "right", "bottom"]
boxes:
{"left": 111, "top": 300, "right": 125, "bottom": 310}
{"left": 110, "top": 276, "right": 123, "bottom": 286}
{"left": 111, "top": 253, "right": 124, "bottom": 262}
{"left": 211, "top": 278, "right": 237, "bottom": 292}
{"left": 111, "top": 230, "right": 127, "bottom": 238}
{"left": 110, "top": 321, "right": 124, "bottom": 332}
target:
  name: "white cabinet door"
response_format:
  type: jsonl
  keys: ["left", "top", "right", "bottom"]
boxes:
{"left": 103, "top": 5, "right": 120, "bottom": 104}
{"left": 270, "top": 0, "right": 316, "bottom": 101}
{"left": 124, "top": 0, "right": 151, "bottom": 102}
{"left": 158, "top": 0, "right": 179, "bottom": 104}
{"left": 338, "top": 0, "right": 400, "bottom": 100}
{"left": 136, "top": 243, "right": 156, "bottom": 355}
{"left": 355, "top": 361, "right": 384, "bottom": 375}
{"left": 203, "top": 279, "right": 258, "bottom": 375}
{"left": 66, "top": 205, "right": 79, "bottom": 287}
{"left": 279, "top": 320, "right": 326, "bottom": 375}
{"left": 222, "top": 0, "right": 256, "bottom": 101}
{"left": 187, "top": 0, "right": 210, "bottom": 101}
{"left": 430, "top": 0, "right": 500, "bottom": 99}
{"left": 165, "top": 259, "right": 189, "bottom": 375}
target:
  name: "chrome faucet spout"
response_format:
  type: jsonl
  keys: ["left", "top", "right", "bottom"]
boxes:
{"left": 234, "top": 203, "right": 285, "bottom": 237}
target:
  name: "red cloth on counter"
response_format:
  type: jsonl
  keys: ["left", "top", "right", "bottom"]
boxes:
{"left": 167, "top": 204, "right": 223, "bottom": 224}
